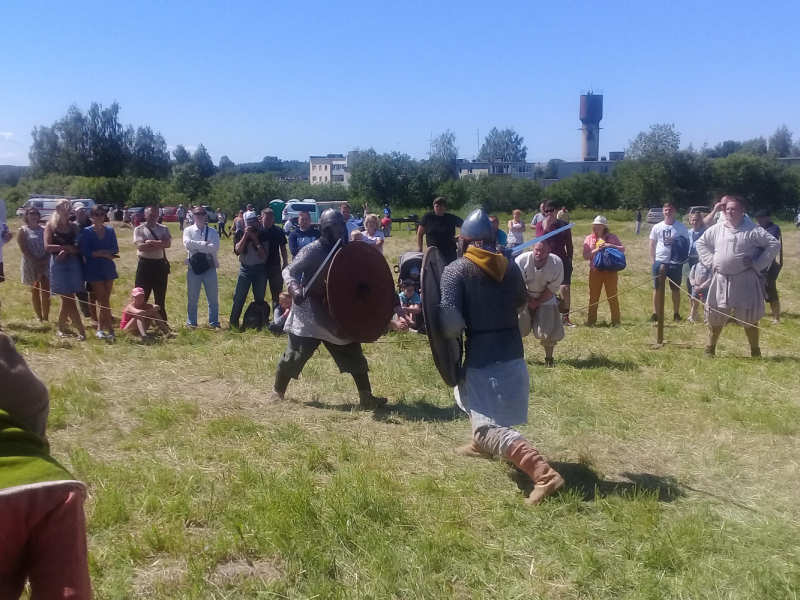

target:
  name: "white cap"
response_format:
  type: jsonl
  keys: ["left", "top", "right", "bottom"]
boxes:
{"left": 592, "top": 215, "right": 607, "bottom": 225}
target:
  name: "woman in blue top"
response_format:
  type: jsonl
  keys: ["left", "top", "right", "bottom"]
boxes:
{"left": 80, "top": 207, "right": 119, "bottom": 340}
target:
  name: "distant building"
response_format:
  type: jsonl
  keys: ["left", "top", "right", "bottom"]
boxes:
{"left": 556, "top": 154, "right": 624, "bottom": 179}
{"left": 309, "top": 151, "right": 361, "bottom": 186}
{"left": 455, "top": 159, "right": 538, "bottom": 180}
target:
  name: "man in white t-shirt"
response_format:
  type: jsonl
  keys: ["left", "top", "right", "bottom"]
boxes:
{"left": 340, "top": 202, "right": 359, "bottom": 241}
{"left": 649, "top": 201, "right": 689, "bottom": 322}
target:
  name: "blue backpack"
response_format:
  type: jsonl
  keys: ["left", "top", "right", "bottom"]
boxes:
{"left": 593, "top": 247, "right": 627, "bottom": 272}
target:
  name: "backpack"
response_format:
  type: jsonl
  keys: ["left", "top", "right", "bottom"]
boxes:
{"left": 670, "top": 234, "right": 690, "bottom": 264}
{"left": 242, "top": 301, "right": 271, "bottom": 331}
{"left": 189, "top": 226, "right": 211, "bottom": 275}
{"left": 593, "top": 247, "right": 627, "bottom": 272}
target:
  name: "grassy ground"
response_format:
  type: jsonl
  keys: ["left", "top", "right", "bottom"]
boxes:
{"left": 2, "top": 214, "right": 799, "bottom": 599}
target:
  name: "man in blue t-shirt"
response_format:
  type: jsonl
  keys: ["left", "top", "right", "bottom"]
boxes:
{"left": 288, "top": 211, "right": 321, "bottom": 258}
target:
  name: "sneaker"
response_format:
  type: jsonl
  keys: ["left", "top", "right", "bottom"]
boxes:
{"left": 57, "top": 330, "right": 69, "bottom": 339}
{"left": 649, "top": 313, "right": 658, "bottom": 322}
{"left": 95, "top": 330, "right": 107, "bottom": 340}
{"left": 545, "top": 357, "right": 555, "bottom": 368}
{"left": 106, "top": 331, "right": 116, "bottom": 342}
{"left": 771, "top": 319, "right": 780, "bottom": 325}
{"left": 673, "top": 313, "right": 682, "bottom": 322}
{"left": 562, "top": 316, "right": 577, "bottom": 328}
{"left": 76, "top": 334, "right": 87, "bottom": 342}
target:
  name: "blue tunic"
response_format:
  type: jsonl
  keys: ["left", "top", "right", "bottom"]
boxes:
{"left": 80, "top": 225, "right": 119, "bottom": 282}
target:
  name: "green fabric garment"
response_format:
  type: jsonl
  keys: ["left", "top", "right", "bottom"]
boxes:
{"left": 0, "top": 410, "right": 75, "bottom": 491}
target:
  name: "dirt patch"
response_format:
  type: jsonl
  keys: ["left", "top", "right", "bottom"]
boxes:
{"left": 132, "top": 557, "right": 188, "bottom": 596}
{"left": 211, "top": 558, "right": 284, "bottom": 585}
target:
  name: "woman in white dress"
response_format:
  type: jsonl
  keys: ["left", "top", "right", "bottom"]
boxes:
{"left": 507, "top": 209, "right": 525, "bottom": 248}
{"left": 695, "top": 196, "right": 780, "bottom": 358}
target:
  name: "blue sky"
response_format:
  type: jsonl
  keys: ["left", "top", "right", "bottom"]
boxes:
{"left": 1, "top": 0, "right": 799, "bottom": 167}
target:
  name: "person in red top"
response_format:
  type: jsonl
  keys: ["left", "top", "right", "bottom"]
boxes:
{"left": 582, "top": 216, "right": 625, "bottom": 326}
{"left": 535, "top": 200, "right": 575, "bottom": 326}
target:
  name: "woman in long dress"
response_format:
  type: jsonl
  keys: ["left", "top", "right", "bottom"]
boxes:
{"left": 17, "top": 208, "right": 50, "bottom": 321}
{"left": 695, "top": 195, "right": 780, "bottom": 358}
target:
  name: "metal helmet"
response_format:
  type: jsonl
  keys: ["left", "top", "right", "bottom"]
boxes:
{"left": 319, "top": 208, "right": 345, "bottom": 238}
{"left": 460, "top": 209, "right": 494, "bottom": 243}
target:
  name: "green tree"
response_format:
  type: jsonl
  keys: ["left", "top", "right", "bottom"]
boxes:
{"left": 703, "top": 140, "right": 742, "bottom": 158}
{"left": 739, "top": 137, "right": 768, "bottom": 155}
{"left": 172, "top": 145, "right": 191, "bottom": 164}
{"left": 84, "top": 102, "right": 127, "bottom": 177}
{"left": 171, "top": 162, "right": 208, "bottom": 202}
{"left": 430, "top": 130, "right": 458, "bottom": 163}
{"left": 128, "top": 126, "right": 170, "bottom": 179}
{"left": 192, "top": 144, "right": 216, "bottom": 178}
{"left": 712, "top": 153, "right": 796, "bottom": 213}
{"left": 29, "top": 125, "right": 60, "bottom": 176}
{"left": 478, "top": 127, "right": 527, "bottom": 162}
{"left": 768, "top": 125, "right": 793, "bottom": 157}
{"left": 542, "top": 159, "right": 564, "bottom": 179}
{"left": 625, "top": 123, "right": 680, "bottom": 159}
{"left": 218, "top": 155, "right": 235, "bottom": 170}
{"left": 130, "top": 178, "right": 171, "bottom": 206}
{"left": 546, "top": 172, "right": 619, "bottom": 210}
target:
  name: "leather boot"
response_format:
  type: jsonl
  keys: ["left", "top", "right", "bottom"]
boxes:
{"left": 268, "top": 372, "right": 291, "bottom": 403}
{"left": 455, "top": 440, "right": 494, "bottom": 459}
{"left": 504, "top": 440, "right": 564, "bottom": 506}
{"left": 352, "top": 373, "right": 387, "bottom": 409}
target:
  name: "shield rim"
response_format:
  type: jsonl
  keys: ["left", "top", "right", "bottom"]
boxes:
{"left": 327, "top": 240, "right": 396, "bottom": 343}
{"left": 422, "top": 246, "right": 463, "bottom": 387}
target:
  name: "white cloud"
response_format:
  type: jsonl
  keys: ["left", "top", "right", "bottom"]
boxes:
{"left": 0, "top": 132, "right": 18, "bottom": 142}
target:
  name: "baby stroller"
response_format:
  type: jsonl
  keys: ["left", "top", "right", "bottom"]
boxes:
{"left": 394, "top": 251, "right": 423, "bottom": 293}
{"left": 394, "top": 251, "right": 425, "bottom": 333}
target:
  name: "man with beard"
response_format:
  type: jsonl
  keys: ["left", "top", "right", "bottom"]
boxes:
{"left": 269, "top": 209, "right": 387, "bottom": 409}
{"left": 440, "top": 209, "right": 564, "bottom": 506}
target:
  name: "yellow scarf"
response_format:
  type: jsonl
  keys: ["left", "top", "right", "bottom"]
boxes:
{"left": 464, "top": 246, "right": 508, "bottom": 282}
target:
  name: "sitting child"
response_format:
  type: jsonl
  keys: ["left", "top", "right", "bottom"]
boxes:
{"left": 350, "top": 230, "right": 364, "bottom": 242}
{"left": 688, "top": 262, "right": 712, "bottom": 322}
{"left": 120, "top": 287, "right": 171, "bottom": 340}
{"left": 268, "top": 292, "right": 292, "bottom": 335}
{"left": 397, "top": 279, "right": 422, "bottom": 331}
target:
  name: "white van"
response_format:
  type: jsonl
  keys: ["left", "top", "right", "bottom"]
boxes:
{"left": 16, "top": 197, "right": 96, "bottom": 221}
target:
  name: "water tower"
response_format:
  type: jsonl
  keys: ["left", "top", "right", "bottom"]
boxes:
{"left": 580, "top": 92, "right": 603, "bottom": 161}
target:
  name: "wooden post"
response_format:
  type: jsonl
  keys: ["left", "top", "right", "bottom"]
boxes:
{"left": 656, "top": 263, "right": 667, "bottom": 346}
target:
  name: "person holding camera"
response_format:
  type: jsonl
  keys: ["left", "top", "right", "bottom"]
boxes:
{"left": 229, "top": 213, "right": 269, "bottom": 330}
{"left": 183, "top": 207, "right": 220, "bottom": 329}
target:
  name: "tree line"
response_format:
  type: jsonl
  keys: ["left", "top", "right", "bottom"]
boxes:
{"left": 3, "top": 103, "right": 800, "bottom": 217}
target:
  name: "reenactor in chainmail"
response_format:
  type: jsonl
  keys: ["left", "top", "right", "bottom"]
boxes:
{"left": 268, "top": 209, "right": 387, "bottom": 409}
{"left": 439, "top": 209, "right": 564, "bottom": 506}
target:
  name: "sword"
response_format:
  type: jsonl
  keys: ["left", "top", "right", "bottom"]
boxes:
{"left": 303, "top": 238, "right": 342, "bottom": 297}
{"left": 510, "top": 222, "right": 575, "bottom": 255}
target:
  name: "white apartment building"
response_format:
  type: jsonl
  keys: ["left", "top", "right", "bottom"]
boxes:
{"left": 309, "top": 151, "right": 361, "bottom": 186}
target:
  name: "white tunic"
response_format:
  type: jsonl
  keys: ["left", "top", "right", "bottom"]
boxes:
{"left": 514, "top": 252, "right": 563, "bottom": 306}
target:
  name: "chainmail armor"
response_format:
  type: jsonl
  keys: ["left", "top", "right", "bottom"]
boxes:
{"left": 439, "top": 256, "right": 528, "bottom": 369}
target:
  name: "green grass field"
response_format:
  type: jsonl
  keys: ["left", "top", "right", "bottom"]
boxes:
{"left": 2, "top": 215, "right": 799, "bottom": 599}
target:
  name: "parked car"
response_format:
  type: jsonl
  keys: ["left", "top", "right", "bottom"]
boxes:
{"left": 16, "top": 197, "right": 96, "bottom": 221}
{"left": 646, "top": 207, "right": 664, "bottom": 224}
{"left": 124, "top": 207, "right": 145, "bottom": 222}
{"left": 162, "top": 206, "right": 178, "bottom": 222}
{"left": 201, "top": 205, "right": 218, "bottom": 223}
{"left": 683, "top": 206, "right": 711, "bottom": 224}
{"left": 283, "top": 199, "right": 318, "bottom": 224}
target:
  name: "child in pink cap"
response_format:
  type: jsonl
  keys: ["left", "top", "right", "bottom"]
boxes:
{"left": 121, "top": 286, "right": 172, "bottom": 340}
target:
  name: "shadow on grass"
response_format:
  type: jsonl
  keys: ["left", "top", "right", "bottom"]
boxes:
{"left": 560, "top": 356, "right": 639, "bottom": 371}
{"left": 510, "top": 461, "right": 684, "bottom": 502}
{"left": 304, "top": 399, "right": 466, "bottom": 423}
{"left": 4, "top": 321, "right": 52, "bottom": 333}
{"left": 763, "top": 355, "right": 800, "bottom": 363}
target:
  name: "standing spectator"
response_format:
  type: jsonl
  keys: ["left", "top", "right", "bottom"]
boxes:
{"left": 0, "top": 199, "right": 12, "bottom": 330}
{"left": 530, "top": 202, "right": 547, "bottom": 228}
{"left": 73, "top": 203, "right": 92, "bottom": 230}
{"left": 185, "top": 206, "right": 195, "bottom": 228}
{"left": 183, "top": 206, "right": 220, "bottom": 329}
{"left": 695, "top": 196, "right": 780, "bottom": 357}
{"left": 260, "top": 208, "right": 289, "bottom": 310}
{"left": 157, "top": 205, "right": 164, "bottom": 224}
{"left": 685, "top": 211, "right": 706, "bottom": 309}
{"left": 134, "top": 205, "right": 172, "bottom": 325}
{"left": 649, "top": 201, "right": 690, "bottom": 322}
{"left": 383, "top": 203, "right": 392, "bottom": 220}
{"left": 284, "top": 216, "right": 298, "bottom": 234}
{"left": 232, "top": 209, "right": 245, "bottom": 235}
{"left": 516, "top": 240, "right": 565, "bottom": 367}
{"left": 73, "top": 203, "right": 97, "bottom": 323}
{"left": 416, "top": 197, "right": 464, "bottom": 264}
{"left": 703, "top": 195, "right": 754, "bottom": 227}
{"left": 381, "top": 216, "right": 392, "bottom": 238}
{"left": 0, "top": 332, "right": 92, "bottom": 600}
{"left": 754, "top": 209, "right": 782, "bottom": 324}
{"left": 229, "top": 213, "right": 269, "bottom": 330}
{"left": 536, "top": 199, "right": 575, "bottom": 326}
{"left": 243, "top": 203, "right": 256, "bottom": 222}
{"left": 557, "top": 206, "right": 570, "bottom": 222}
{"left": 217, "top": 208, "right": 229, "bottom": 237}
{"left": 583, "top": 216, "right": 625, "bottom": 326}
{"left": 635, "top": 207, "right": 642, "bottom": 235}
{"left": 362, "top": 214, "right": 386, "bottom": 254}
{"left": 17, "top": 208, "right": 51, "bottom": 322}
{"left": 288, "top": 210, "right": 321, "bottom": 257}
{"left": 177, "top": 204, "right": 186, "bottom": 230}
{"left": 507, "top": 209, "right": 526, "bottom": 249}
{"left": 340, "top": 202, "right": 359, "bottom": 240}
{"left": 44, "top": 199, "right": 86, "bottom": 340}
{"left": 489, "top": 215, "right": 507, "bottom": 249}
{"left": 80, "top": 206, "right": 119, "bottom": 340}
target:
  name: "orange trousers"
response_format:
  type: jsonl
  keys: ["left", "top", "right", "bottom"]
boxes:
{"left": 587, "top": 269, "right": 620, "bottom": 325}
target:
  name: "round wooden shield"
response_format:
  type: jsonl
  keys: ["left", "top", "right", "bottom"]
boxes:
{"left": 422, "top": 247, "right": 463, "bottom": 387}
{"left": 327, "top": 241, "right": 396, "bottom": 343}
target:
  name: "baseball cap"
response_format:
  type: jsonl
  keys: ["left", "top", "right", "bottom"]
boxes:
{"left": 592, "top": 215, "right": 607, "bottom": 225}
{"left": 131, "top": 287, "right": 146, "bottom": 297}
{"left": 73, "top": 202, "right": 86, "bottom": 211}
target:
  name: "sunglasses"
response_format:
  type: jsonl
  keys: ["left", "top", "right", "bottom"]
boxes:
{"left": 194, "top": 212, "right": 207, "bottom": 216}
{"left": 544, "top": 209, "right": 555, "bottom": 213}
{"left": 91, "top": 212, "right": 106, "bottom": 217}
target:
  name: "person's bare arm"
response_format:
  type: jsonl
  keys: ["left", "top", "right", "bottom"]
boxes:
{"left": 17, "top": 228, "right": 34, "bottom": 259}
{"left": 565, "top": 231, "right": 574, "bottom": 261}
{"left": 416, "top": 226, "right": 425, "bottom": 252}
{"left": 528, "top": 289, "right": 554, "bottom": 311}
{"left": 703, "top": 203, "right": 723, "bottom": 228}
{"left": 280, "top": 243, "right": 288, "bottom": 268}
{"left": 649, "top": 239, "right": 656, "bottom": 263}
